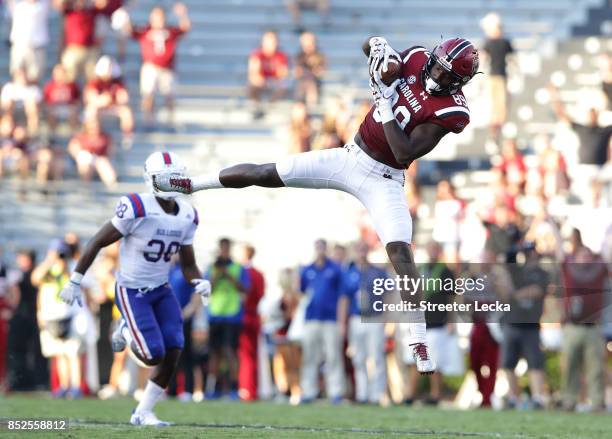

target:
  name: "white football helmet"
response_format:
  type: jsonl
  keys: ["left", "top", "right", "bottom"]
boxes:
{"left": 143, "top": 151, "right": 186, "bottom": 199}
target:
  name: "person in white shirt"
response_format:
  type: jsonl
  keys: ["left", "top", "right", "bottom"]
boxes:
{"left": 1, "top": 68, "right": 42, "bottom": 133}
{"left": 7, "top": 0, "right": 51, "bottom": 82}
{"left": 59, "top": 151, "right": 211, "bottom": 426}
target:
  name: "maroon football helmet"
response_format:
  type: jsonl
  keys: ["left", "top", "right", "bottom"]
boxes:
{"left": 423, "top": 38, "right": 479, "bottom": 96}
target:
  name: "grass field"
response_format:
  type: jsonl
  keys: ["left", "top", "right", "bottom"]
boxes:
{"left": 2, "top": 395, "right": 611, "bottom": 438}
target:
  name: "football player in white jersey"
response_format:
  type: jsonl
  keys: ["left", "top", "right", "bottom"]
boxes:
{"left": 59, "top": 151, "right": 210, "bottom": 426}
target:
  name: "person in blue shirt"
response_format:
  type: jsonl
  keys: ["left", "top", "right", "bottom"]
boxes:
{"left": 339, "top": 241, "right": 389, "bottom": 404}
{"left": 299, "top": 239, "right": 345, "bottom": 403}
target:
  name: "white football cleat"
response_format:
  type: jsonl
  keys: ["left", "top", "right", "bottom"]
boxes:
{"left": 411, "top": 343, "right": 436, "bottom": 375}
{"left": 111, "top": 320, "right": 127, "bottom": 353}
{"left": 130, "top": 410, "right": 172, "bottom": 427}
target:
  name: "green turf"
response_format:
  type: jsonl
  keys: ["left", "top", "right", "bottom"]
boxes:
{"left": 1, "top": 395, "right": 611, "bottom": 438}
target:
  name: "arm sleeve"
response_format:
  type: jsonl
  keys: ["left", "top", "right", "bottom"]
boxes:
{"left": 110, "top": 196, "right": 138, "bottom": 236}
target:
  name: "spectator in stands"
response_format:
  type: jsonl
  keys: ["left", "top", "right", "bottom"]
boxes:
{"left": 312, "top": 96, "right": 349, "bottom": 149}
{"left": 294, "top": 31, "right": 326, "bottom": 108}
{"left": 0, "top": 124, "right": 31, "bottom": 183}
{"left": 494, "top": 138, "right": 526, "bottom": 193}
{"left": 432, "top": 179, "right": 464, "bottom": 264}
{"left": 524, "top": 199, "right": 562, "bottom": 260}
{"left": 126, "top": 2, "right": 191, "bottom": 127}
{"left": 300, "top": 239, "right": 345, "bottom": 404}
{"left": 537, "top": 135, "right": 569, "bottom": 199}
{"left": 340, "top": 241, "right": 388, "bottom": 405}
{"left": 32, "top": 239, "right": 82, "bottom": 398}
{"left": 482, "top": 203, "right": 522, "bottom": 262}
{"left": 43, "top": 64, "right": 81, "bottom": 133}
{"left": 7, "top": 0, "right": 51, "bottom": 83}
{"left": 288, "top": 101, "right": 312, "bottom": 153}
{"left": 206, "top": 238, "right": 250, "bottom": 400}
{"left": 286, "top": 0, "right": 329, "bottom": 33}
{"left": 56, "top": 0, "right": 107, "bottom": 82}
{"left": 34, "top": 140, "right": 63, "bottom": 193}
{"left": 480, "top": 12, "right": 514, "bottom": 140}
{"left": 7, "top": 249, "right": 47, "bottom": 391}
{"left": 84, "top": 55, "right": 134, "bottom": 136}
{"left": 238, "top": 245, "right": 265, "bottom": 401}
{"left": 499, "top": 242, "right": 549, "bottom": 409}
{"left": 67, "top": 115, "right": 117, "bottom": 188}
{"left": 1, "top": 68, "right": 42, "bottom": 134}
{"left": 167, "top": 255, "right": 202, "bottom": 402}
{"left": 560, "top": 245, "right": 607, "bottom": 412}
{"left": 402, "top": 242, "right": 456, "bottom": 406}
{"left": 248, "top": 30, "right": 289, "bottom": 119}
{"left": 550, "top": 89, "right": 611, "bottom": 169}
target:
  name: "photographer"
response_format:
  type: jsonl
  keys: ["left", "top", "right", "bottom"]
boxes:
{"left": 32, "top": 239, "right": 83, "bottom": 398}
{"left": 205, "top": 238, "right": 250, "bottom": 399}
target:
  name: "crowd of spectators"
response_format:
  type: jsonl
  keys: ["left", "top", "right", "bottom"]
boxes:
{"left": 0, "top": 0, "right": 191, "bottom": 191}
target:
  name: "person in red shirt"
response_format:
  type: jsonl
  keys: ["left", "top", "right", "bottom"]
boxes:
{"left": 248, "top": 30, "right": 289, "bottom": 119}
{"left": 84, "top": 55, "right": 134, "bottom": 135}
{"left": 55, "top": 0, "right": 108, "bottom": 82}
{"left": 237, "top": 245, "right": 265, "bottom": 401}
{"left": 124, "top": 2, "right": 190, "bottom": 126}
{"left": 44, "top": 64, "right": 81, "bottom": 133}
{"left": 68, "top": 115, "right": 116, "bottom": 188}
{"left": 494, "top": 138, "right": 527, "bottom": 192}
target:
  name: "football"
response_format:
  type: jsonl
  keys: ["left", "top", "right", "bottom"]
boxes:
{"left": 379, "top": 57, "right": 402, "bottom": 85}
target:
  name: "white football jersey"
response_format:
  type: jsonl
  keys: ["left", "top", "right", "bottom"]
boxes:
{"left": 110, "top": 193, "right": 198, "bottom": 289}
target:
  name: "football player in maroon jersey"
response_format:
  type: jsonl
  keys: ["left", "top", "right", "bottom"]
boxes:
{"left": 154, "top": 37, "right": 480, "bottom": 375}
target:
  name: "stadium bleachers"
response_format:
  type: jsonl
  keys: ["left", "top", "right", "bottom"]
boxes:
{"left": 0, "top": 0, "right": 609, "bottom": 280}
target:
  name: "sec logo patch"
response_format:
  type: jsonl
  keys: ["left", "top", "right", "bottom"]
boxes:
{"left": 407, "top": 75, "right": 416, "bottom": 84}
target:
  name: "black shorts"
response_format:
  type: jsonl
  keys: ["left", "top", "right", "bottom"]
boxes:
{"left": 209, "top": 321, "right": 241, "bottom": 350}
{"left": 501, "top": 324, "right": 545, "bottom": 370}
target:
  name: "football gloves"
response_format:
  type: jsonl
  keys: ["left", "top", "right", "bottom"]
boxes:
{"left": 369, "top": 72, "right": 400, "bottom": 124}
{"left": 192, "top": 279, "right": 212, "bottom": 305}
{"left": 368, "top": 37, "right": 400, "bottom": 77}
{"left": 60, "top": 280, "right": 83, "bottom": 307}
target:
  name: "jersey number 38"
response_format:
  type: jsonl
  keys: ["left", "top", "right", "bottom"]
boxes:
{"left": 144, "top": 239, "right": 180, "bottom": 262}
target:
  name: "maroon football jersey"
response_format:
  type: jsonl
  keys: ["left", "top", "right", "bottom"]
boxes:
{"left": 358, "top": 46, "right": 470, "bottom": 169}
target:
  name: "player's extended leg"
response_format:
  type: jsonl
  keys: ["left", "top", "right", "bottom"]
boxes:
{"left": 130, "top": 287, "right": 185, "bottom": 426}
{"left": 355, "top": 174, "right": 435, "bottom": 375}
{"left": 153, "top": 148, "right": 355, "bottom": 193}
{"left": 114, "top": 284, "right": 174, "bottom": 426}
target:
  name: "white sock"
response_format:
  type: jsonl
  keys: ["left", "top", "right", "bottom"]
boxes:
{"left": 407, "top": 311, "right": 427, "bottom": 344}
{"left": 135, "top": 380, "right": 165, "bottom": 413}
{"left": 192, "top": 173, "right": 222, "bottom": 191}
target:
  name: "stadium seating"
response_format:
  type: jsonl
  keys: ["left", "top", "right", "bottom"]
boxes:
{"left": 0, "top": 0, "right": 609, "bottom": 280}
